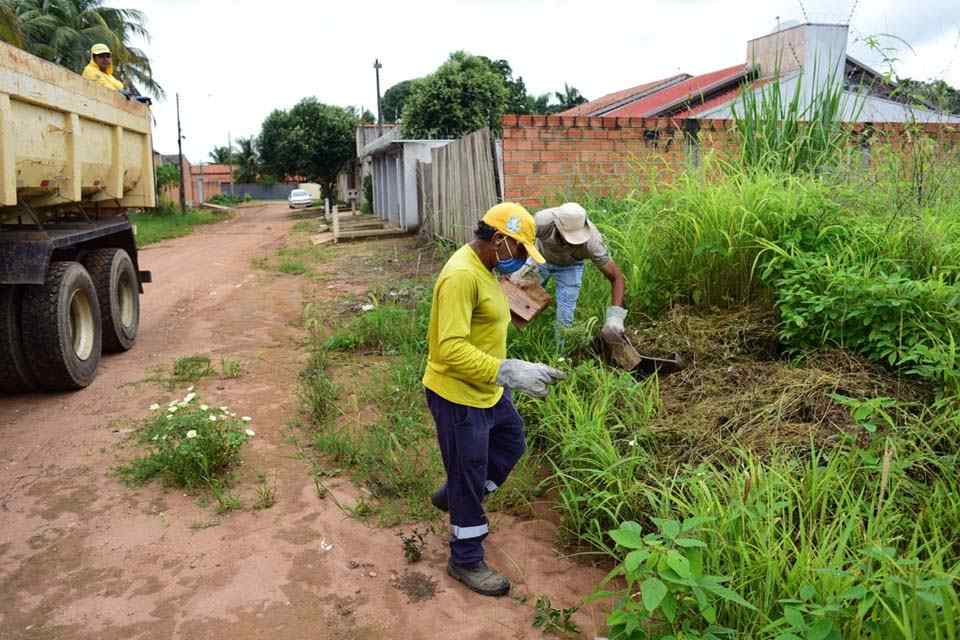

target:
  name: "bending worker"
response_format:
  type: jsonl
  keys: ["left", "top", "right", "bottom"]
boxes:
{"left": 511, "top": 202, "right": 628, "bottom": 343}
{"left": 423, "top": 202, "right": 566, "bottom": 597}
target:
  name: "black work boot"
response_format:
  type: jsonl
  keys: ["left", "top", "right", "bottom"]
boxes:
{"left": 431, "top": 486, "right": 449, "bottom": 512}
{"left": 447, "top": 560, "right": 510, "bottom": 597}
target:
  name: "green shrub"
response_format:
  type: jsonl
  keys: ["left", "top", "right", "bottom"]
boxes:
{"left": 774, "top": 253, "right": 960, "bottom": 387}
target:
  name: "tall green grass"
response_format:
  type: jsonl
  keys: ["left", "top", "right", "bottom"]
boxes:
{"left": 130, "top": 207, "right": 227, "bottom": 247}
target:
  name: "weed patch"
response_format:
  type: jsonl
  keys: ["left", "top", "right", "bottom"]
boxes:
{"left": 130, "top": 209, "right": 228, "bottom": 247}
{"left": 117, "top": 390, "right": 255, "bottom": 495}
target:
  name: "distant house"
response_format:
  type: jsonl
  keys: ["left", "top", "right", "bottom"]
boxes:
{"left": 566, "top": 22, "right": 960, "bottom": 124}
{"left": 152, "top": 154, "right": 236, "bottom": 205}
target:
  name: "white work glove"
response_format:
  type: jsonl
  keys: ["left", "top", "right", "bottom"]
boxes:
{"left": 508, "top": 259, "right": 538, "bottom": 288}
{"left": 601, "top": 306, "right": 628, "bottom": 343}
{"left": 496, "top": 359, "right": 567, "bottom": 399}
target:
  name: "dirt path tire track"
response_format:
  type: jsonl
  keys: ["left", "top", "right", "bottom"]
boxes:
{"left": 0, "top": 203, "right": 607, "bottom": 640}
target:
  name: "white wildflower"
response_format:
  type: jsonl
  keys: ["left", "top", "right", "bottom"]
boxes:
{"left": 168, "top": 400, "right": 178, "bottom": 407}
{"left": 219, "top": 406, "right": 228, "bottom": 412}
{"left": 245, "top": 429, "right": 256, "bottom": 437}
{"left": 187, "top": 385, "right": 195, "bottom": 392}
{"left": 168, "top": 405, "right": 179, "bottom": 413}
{"left": 149, "top": 403, "right": 160, "bottom": 411}
{"left": 182, "top": 392, "right": 196, "bottom": 404}
{"left": 209, "top": 415, "right": 218, "bottom": 422}
{"left": 186, "top": 430, "right": 198, "bottom": 439}
{"left": 200, "top": 404, "right": 209, "bottom": 411}
{"left": 241, "top": 416, "right": 252, "bottom": 422}
{"left": 628, "top": 438, "right": 637, "bottom": 447}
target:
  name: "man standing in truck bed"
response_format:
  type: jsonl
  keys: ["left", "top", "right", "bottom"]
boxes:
{"left": 83, "top": 44, "right": 124, "bottom": 91}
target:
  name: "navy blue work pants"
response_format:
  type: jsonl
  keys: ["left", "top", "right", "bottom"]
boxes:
{"left": 425, "top": 388, "right": 526, "bottom": 567}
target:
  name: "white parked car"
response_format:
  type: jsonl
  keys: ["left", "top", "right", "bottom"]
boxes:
{"left": 288, "top": 189, "right": 314, "bottom": 209}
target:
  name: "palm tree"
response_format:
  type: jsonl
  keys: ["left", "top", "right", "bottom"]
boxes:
{"left": 0, "top": 0, "right": 162, "bottom": 98}
{"left": 0, "top": 3, "right": 24, "bottom": 46}
{"left": 209, "top": 145, "right": 234, "bottom": 164}
{"left": 555, "top": 83, "right": 586, "bottom": 110}
{"left": 232, "top": 138, "right": 258, "bottom": 184}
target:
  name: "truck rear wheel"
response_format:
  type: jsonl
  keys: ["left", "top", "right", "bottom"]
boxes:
{"left": 20, "top": 262, "right": 102, "bottom": 390}
{"left": 0, "top": 286, "right": 37, "bottom": 393}
{"left": 84, "top": 248, "right": 139, "bottom": 352}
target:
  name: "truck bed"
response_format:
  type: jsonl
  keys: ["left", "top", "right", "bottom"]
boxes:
{"left": 0, "top": 41, "right": 156, "bottom": 220}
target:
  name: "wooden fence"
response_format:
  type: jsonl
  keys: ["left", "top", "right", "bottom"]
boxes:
{"left": 419, "top": 128, "right": 499, "bottom": 245}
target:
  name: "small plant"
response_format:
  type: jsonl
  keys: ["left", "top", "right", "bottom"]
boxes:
{"left": 254, "top": 475, "right": 277, "bottom": 510}
{"left": 398, "top": 528, "right": 427, "bottom": 563}
{"left": 118, "top": 390, "right": 255, "bottom": 495}
{"left": 279, "top": 257, "right": 308, "bottom": 275}
{"left": 351, "top": 497, "right": 376, "bottom": 518}
{"left": 591, "top": 517, "right": 754, "bottom": 639}
{"left": 533, "top": 595, "right": 580, "bottom": 636}
{"left": 220, "top": 357, "right": 243, "bottom": 379}
{"left": 173, "top": 355, "right": 216, "bottom": 383}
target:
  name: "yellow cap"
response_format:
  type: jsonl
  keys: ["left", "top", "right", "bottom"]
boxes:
{"left": 481, "top": 202, "right": 545, "bottom": 264}
{"left": 91, "top": 43, "right": 111, "bottom": 55}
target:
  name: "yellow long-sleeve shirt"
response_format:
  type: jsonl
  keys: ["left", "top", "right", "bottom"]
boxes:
{"left": 82, "top": 61, "right": 124, "bottom": 91}
{"left": 422, "top": 245, "right": 509, "bottom": 408}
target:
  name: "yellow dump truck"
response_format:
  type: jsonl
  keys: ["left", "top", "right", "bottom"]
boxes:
{"left": 0, "top": 42, "right": 155, "bottom": 392}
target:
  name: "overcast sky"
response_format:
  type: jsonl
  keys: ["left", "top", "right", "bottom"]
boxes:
{"left": 125, "top": 0, "right": 960, "bottom": 163}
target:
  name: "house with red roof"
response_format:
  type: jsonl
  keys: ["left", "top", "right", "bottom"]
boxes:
{"left": 565, "top": 22, "right": 960, "bottom": 124}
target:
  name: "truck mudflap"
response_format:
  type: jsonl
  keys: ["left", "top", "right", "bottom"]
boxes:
{"left": 0, "top": 218, "right": 145, "bottom": 287}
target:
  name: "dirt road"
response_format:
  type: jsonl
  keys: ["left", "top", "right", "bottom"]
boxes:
{"left": 0, "top": 203, "right": 606, "bottom": 639}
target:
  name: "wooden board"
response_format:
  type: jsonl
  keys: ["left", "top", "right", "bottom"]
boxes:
{"left": 500, "top": 278, "right": 551, "bottom": 328}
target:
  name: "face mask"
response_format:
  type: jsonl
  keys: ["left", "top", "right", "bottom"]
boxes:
{"left": 494, "top": 238, "right": 526, "bottom": 275}
{"left": 495, "top": 257, "right": 526, "bottom": 275}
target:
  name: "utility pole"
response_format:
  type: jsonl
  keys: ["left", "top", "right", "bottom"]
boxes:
{"left": 373, "top": 58, "right": 383, "bottom": 136}
{"left": 176, "top": 92, "right": 186, "bottom": 212}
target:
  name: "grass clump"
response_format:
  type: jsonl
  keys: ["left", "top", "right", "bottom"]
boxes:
{"left": 118, "top": 390, "right": 254, "bottom": 495}
{"left": 301, "top": 293, "right": 443, "bottom": 525}
{"left": 173, "top": 355, "right": 216, "bottom": 383}
{"left": 130, "top": 207, "right": 227, "bottom": 247}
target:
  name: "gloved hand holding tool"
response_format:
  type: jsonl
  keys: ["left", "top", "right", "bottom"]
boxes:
{"left": 601, "top": 305, "right": 628, "bottom": 344}
{"left": 497, "top": 359, "right": 566, "bottom": 398}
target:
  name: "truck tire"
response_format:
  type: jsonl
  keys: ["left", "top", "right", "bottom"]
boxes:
{"left": 20, "top": 262, "right": 102, "bottom": 391}
{"left": 0, "top": 286, "right": 37, "bottom": 394}
{"left": 84, "top": 248, "right": 139, "bottom": 352}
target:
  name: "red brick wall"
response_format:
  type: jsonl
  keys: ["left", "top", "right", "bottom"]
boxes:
{"left": 501, "top": 115, "right": 960, "bottom": 208}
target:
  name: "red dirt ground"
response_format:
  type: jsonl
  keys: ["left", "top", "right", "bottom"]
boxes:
{"left": 0, "top": 203, "right": 608, "bottom": 639}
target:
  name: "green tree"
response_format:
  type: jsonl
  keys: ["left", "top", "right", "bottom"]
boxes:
{"left": 154, "top": 163, "right": 179, "bottom": 189}
{"left": 480, "top": 56, "right": 531, "bottom": 115}
{"left": 0, "top": 3, "right": 24, "bottom": 45}
{"left": 402, "top": 51, "right": 509, "bottom": 138}
{"left": 256, "top": 109, "right": 293, "bottom": 182}
{"left": 896, "top": 78, "right": 960, "bottom": 115}
{"left": 232, "top": 137, "right": 258, "bottom": 183}
{"left": 0, "top": 0, "right": 162, "bottom": 97}
{"left": 346, "top": 105, "right": 376, "bottom": 124}
{"left": 381, "top": 78, "right": 417, "bottom": 123}
{"left": 285, "top": 99, "right": 356, "bottom": 201}
{"left": 208, "top": 145, "right": 234, "bottom": 164}
{"left": 554, "top": 83, "right": 587, "bottom": 110}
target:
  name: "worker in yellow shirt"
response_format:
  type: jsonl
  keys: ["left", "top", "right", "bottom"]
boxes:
{"left": 82, "top": 43, "right": 152, "bottom": 105}
{"left": 422, "top": 202, "right": 566, "bottom": 597}
{"left": 82, "top": 44, "right": 124, "bottom": 91}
